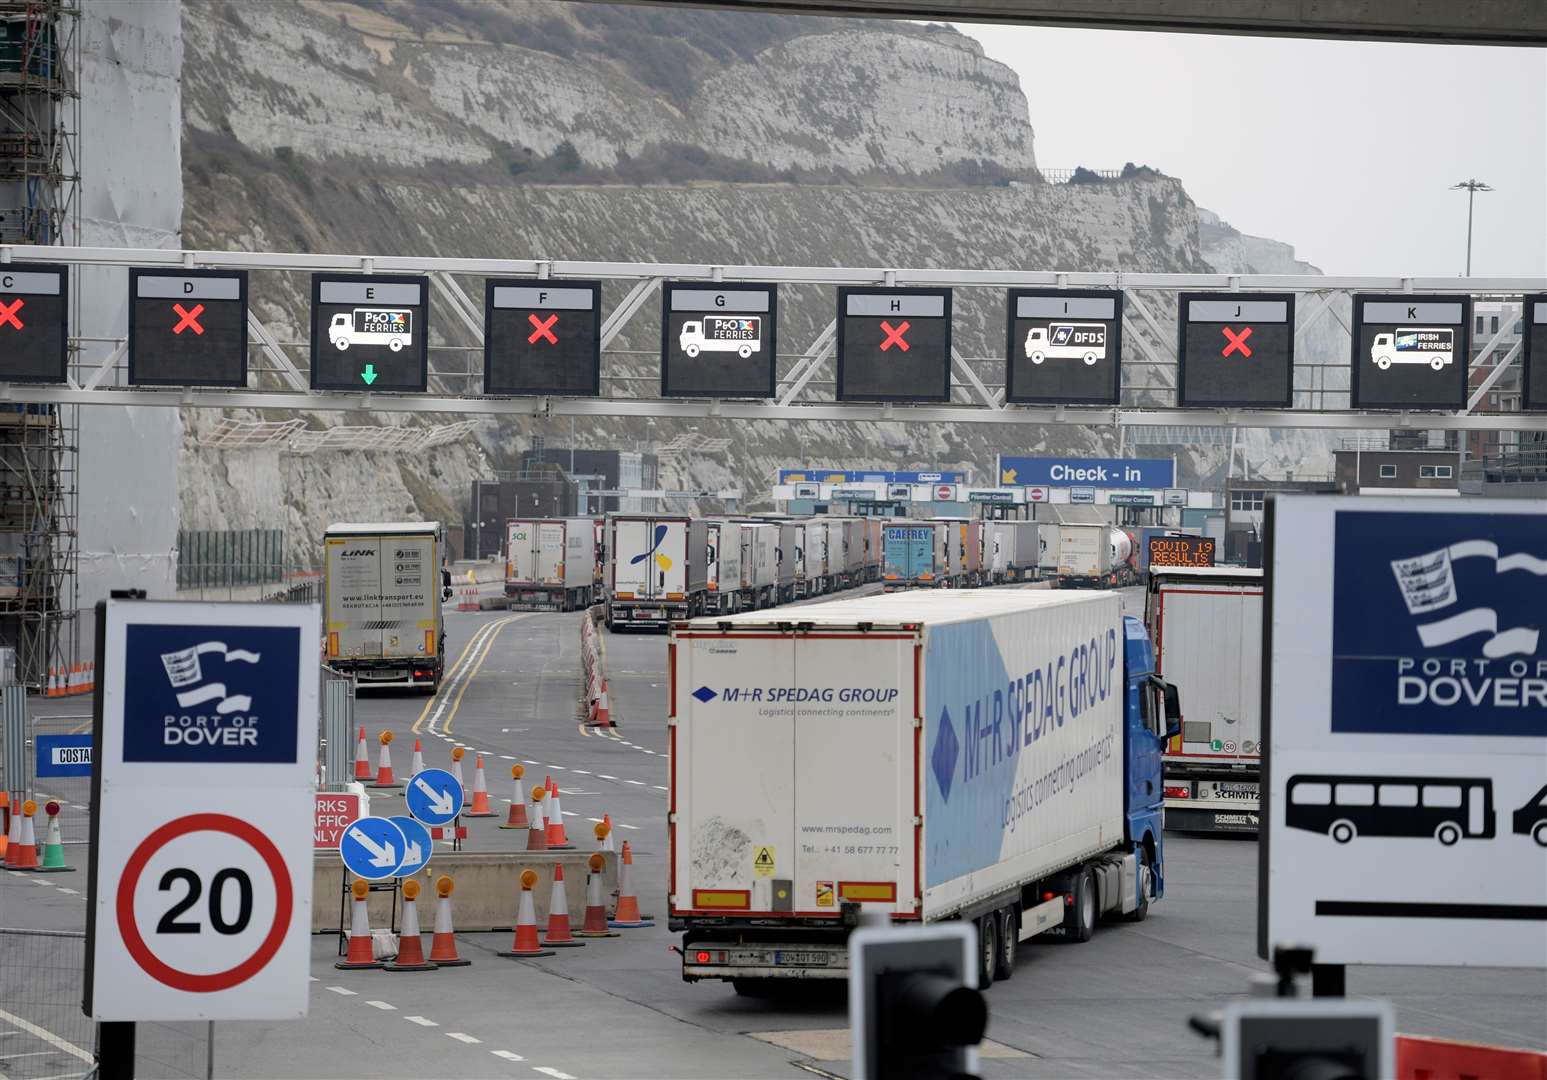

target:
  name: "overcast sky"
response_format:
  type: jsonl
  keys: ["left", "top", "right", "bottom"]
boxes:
{"left": 960, "top": 25, "right": 1546, "bottom": 278}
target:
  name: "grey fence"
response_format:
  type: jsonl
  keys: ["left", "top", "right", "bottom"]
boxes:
{"left": 25, "top": 711, "right": 92, "bottom": 845}
{"left": 175, "top": 528, "right": 284, "bottom": 590}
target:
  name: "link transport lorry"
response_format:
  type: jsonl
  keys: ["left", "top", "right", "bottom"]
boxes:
{"left": 323, "top": 521, "right": 451, "bottom": 691}
{"left": 504, "top": 518, "right": 597, "bottom": 611}
{"left": 668, "top": 589, "right": 1180, "bottom": 990}
{"left": 1144, "top": 566, "right": 1264, "bottom": 833}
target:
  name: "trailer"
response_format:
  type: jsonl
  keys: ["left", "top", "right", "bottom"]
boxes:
{"left": 769, "top": 521, "right": 800, "bottom": 604}
{"left": 607, "top": 515, "right": 709, "bottom": 630}
{"left": 1144, "top": 566, "right": 1264, "bottom": 833}
{"left": 794, "top": 520, "right": 830, "bottom": 598}
{"left": 738, "top": 523, "right": 778, "bottom": 610}
{"left": 1037, "top": 522, "right": 1061, "bottom": 580}
{"left": 504, "top": 518, "right": 597, "bottom": 610}
{"left": 1055, "top": 524, "right": 1114, "bottom": 587}
{"left": 668, "top": 589, "right": 1179, "bottom": 990}
{"left": 881, "top": 522, "right": 945, "bottom": 589}
{"left": 323, "top": 521, "right": 450, "bottom": 691}
{"left": 862, "top": 518, "right": 884, "bottom": 583}
{"left": 704, "top": 520, "right": 744, "bottom": 615}
{"left": 985, "top": 520, "right": 1040, "bottom": 584}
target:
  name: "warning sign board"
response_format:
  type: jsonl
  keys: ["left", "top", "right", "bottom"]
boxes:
{"left": 85, "top": 599, "right": 318, "bottom": 1021}
{"left": 753, "top": 845, "right": 776, "bottom": 877}
{"left": 0, "top": 263, "right": 68, "bottom": 383}
{"left": 484, "top": 279, "right": 602, "bottom": 396}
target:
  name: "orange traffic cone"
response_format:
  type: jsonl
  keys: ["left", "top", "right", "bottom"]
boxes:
{"left": 499, "top": 764, "right": 530, "bottom": 830}
{"left": 370, "top": 730, "right": 398, "bottom": 788}
{"left": 450, "top": 747, "right": 467, "bottom": 804}
{"left": 597, "top": 815, "right": 616, "bottom": 853}
{"left": 84, "top": 662, "right": 95, "bottom": 693}
{"left": 498, "top": 869, "right": 555, "bottom": 958}
{"left": 0, "top": 791, "right": 10, "bottom": 861}
{"left": 576, "top": 853, "right": 619, "bottom": 938}
{"left": 594, "top": 680, "right": 611, "bottom": 726}
{"left": 384, "top": 879, "right": 437, "bottom": 972}
{"left": 610, "top": 840, "right": 652, "bottom": 928}
{"left": 545, "top": 777, "right": 572, "bottom": 849}
{"left": 526, "top": 786, "right": 548, "bottom": 851}
{"left": 428, "top": 875, "right": 470, "bottom": 967}
{"left": 353, "top": 726, "right": 371, "bottom": 781}
{"left": 465, "top": 755, "right": 495, "bottom": 817}
{"left": 409, "top": 739, "right": 425, "bottom": 777}
{"left": 4, "top": 800, "right": 38, "bottom": 870}
{"left": 336, "top": 879, "right": 383, "bottom": 969}
{"left": 541, "top": 864, "right": 584, "bottom": 948}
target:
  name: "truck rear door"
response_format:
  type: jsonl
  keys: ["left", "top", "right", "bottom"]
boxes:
{"left": 537, "top": 522, "right": 566, "bottom": 585}
{"left": 508, "top": 522, "right": 537, "bottom": 585}
{"left": 380, "top": 534, "right": 436, "bottom": 659}
{"left": 1159, "top": 582, "right": 1263, "bottom": 765}
{"left": 611, "top": 519, "right": 654, "bottom": 599}
{"left": 326, "top": 535, "right": 383, "bottom": 659}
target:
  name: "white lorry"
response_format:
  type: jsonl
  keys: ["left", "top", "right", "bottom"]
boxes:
{"left": 1056, "top": 524, "right": 1118, "bottom": 587}
{"left": 985, "top": 521, "right": 1040, "bottom": 584}
{"left": 323, "top": 521, "right": 451, "bottom": 691}
{"left": 669, "top": 590, "right": 1178, "bottom": 990}
{"left": 1024, "top": 322, "right": 1107, "bottom": 365}
{"left": 328, "top": 308, "right": 413, "bottom": 352}
{"left": 607, "top": 515, "right": 709, "bottom": 630}
{"left": 1144, "top": 566, "right": 1263, "bottom": 833}
{"left": 738, "top": 523, "right": 779, "bottom": 611}
{"left": 679, "top": 316, "right": 762, "bottom": 359}
{"left": 704, "top": 520, "right": 745, "bottom": 615}
{"left": 1370, "top": 327, "right": 1453, "bottom": 370}
{"left": 794, "top": 519, "right": 830, "bottom": 598}
{"left": 505, "top": 518, "right": 597, "bottom": 611}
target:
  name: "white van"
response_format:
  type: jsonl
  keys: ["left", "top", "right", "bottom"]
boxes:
{"left": 1371, "top": 327, "right": 1453, "bottom": 371}
{"left": 1025, "top": 322, "right": 1107, "bottom": 365}
{"left": 679, "top": 316, "right": 761, "bottom": 359}
{"left": 330, "top": 308, "right": 413, "bottom": 352}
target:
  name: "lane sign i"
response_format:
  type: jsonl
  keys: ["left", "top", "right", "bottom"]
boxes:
{"left": 0, "top": 262, "right": 68, "bottom": 383}
{"left": 388, "top": 815, "right": 433, "bottom": 878}
{"left": 405, "top": 766, "right": 463, "bottom": 827}
{"left": 1176, "top": 293, "right": 1295, "bottom": 408}
{"left": 1004, "top": 288, "right": 1123, "bottom": 405}
{"left": 338, "top": 816, "right": 406, "bottom": 880}
{"left": 484, "top": 279, "right": 602, "bottom": 396}
{"left": 128, "top": 268, "right": 249, "bottom": 387}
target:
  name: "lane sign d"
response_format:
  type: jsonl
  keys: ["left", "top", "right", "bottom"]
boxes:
{"left": 405, "top": 767, "right": 463, "bottom": 827}
{"left": 338, "top": 816, "right": 406, "bottom": 880}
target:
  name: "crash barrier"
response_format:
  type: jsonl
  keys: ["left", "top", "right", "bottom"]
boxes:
{"left": 314, "top": 849, "right": 619, "bottom": 933}
{"left": 1395, "top": 1035, "right": 1547, "bottom": 1080}
{"left": 580, "top": 608, "right": 613, "bottom": 727}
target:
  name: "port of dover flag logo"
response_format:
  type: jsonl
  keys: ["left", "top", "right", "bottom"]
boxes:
{"left": 1331, "top": 511, "right": 1547, "bottom": 739}
{"left": 122, "top": 623, "right": 301, "bottom": 763}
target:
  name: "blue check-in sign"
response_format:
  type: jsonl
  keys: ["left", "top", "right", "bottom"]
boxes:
{"left": 37, "top": 734, "right": 93, "bottom": 778}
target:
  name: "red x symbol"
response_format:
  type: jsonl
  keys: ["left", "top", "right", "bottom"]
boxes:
{"left": 1220, "top": 325, "right": 1252, "bottom": 358}
{"left": 879, "top": 320, "right": 910, "bottom": 352}
{"left": 527, "top": 312, "right": 558, "bottom": 345}
{"left": 0, "top": 298, "right": 22, "bottom": 331}
{"left": 172, "top": 303, "right": 205, "bottom": 336}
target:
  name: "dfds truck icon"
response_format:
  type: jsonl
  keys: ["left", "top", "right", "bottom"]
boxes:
{"left": 1371, "top": 327, "right": 1453, "bottom": 371}
{"left": 679, "top": 316, "right": 761, "bottom": 359}
{"left": 329, "top": 308, "right": 413, "bottom": 352}
{"left": 1025, "top": 322, "right": 1107, "bottom": 365}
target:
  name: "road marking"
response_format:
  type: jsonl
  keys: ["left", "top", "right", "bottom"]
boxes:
{"left": 365, "top": 1000, "right": 396, "bottom": 1011}
{"left": 55, "top": 887, "right": 78, "bottom": 895}
{"left": 597, "top": 774, "right": 617, "bottom": 780}
{"left": 413, "top": 618, "right": 497, "bottom": 734}
{"left": 0, "top": 1009, "right": 92, "bottom": 1065}
{"left": 625, "top": 779, "right": 645, "bottom": 785}
{"left": 570, "top": 769, "right": 590, "bottom": 774}
{"left": 500, "top": 754, "right": 516, "bottom": 759}
{"left": 447, "top": 1032, "right": 482, "bottom": 1044}
{"left": 437, "top": 617, "right": 523, "bottom": 737}
{"left": 653, "top": 785, "right": 668, "bottom": 791}
{"left": 325, "top": 986, "right": 357, "bottom": 997}
{"left": 491, "top": 1050, "right": 525, "bottom": 1061}
{"left": 405, "top": 1015, "right": 438, "bottom": 1027}
{"left": 617, "top": 822, "right": 639, "bottom": 830}
{"left": 308, "top": 976, "right": 319, "bottom": 982}
{"left": 533, "top": 1068, "right": 576, "bottom": 1079}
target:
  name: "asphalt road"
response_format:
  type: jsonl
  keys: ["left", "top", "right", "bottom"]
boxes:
{"left": 5, "top": 588, "right": 1544, "bottom": 1079}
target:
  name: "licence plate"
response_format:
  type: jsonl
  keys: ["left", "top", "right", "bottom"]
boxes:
{"left": 774, "top": 951, "right": 830, "bottom": 966}
{"left": 1202, "top": 781, "right": 1259, "bottom": 799}
{"left": 359, "top": 669, "right": 403, "bottom": 681}
{"left": 639, "top": 608, "right": 664, "bottom": 619}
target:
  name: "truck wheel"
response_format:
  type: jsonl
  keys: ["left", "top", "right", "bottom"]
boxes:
{"left": 1030, "top": 350, "right": 1045, "bottom": 364}
{"left": 389, "top": 337, "right": 404, "bottom": 352}
{"left": 1430, "top": 357, "right": 1445, "bottom": 371}
{"left": 1064, "top": 868, "right": 1096, "bottom": 943}
{"left": 1376, "top": 357, "right": 1391, "bottom": 370}
{"left": 334, "top": 338, "right": 350, "bottom": 351}
{"left": 996, "top": 908, "right": 1017, "bottom": 980}
{"left": 738, "top": 345, "right": 753, "bottom": 359}
{"left": 685, "top": 344, "right": 701, "bottom": 358}
{"left": 1123, "top": 853, "right": 1152, "bottom": 922}
{"left": 977, "top": 914, "right": 998, "bottom": 986}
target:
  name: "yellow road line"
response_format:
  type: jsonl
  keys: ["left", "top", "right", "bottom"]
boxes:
{"left": 412, "top": 618, "right": 499, "bottom": 734}
{"left": 439, "top": 616, "right": 517, "bottom": 737}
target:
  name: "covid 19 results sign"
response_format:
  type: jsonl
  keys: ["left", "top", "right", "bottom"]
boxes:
{"left": 1261, "top": 496, "right": 1547, "bottom": 970}
{"left": 86, "top": 600, "right": 318, "bottom": 1020}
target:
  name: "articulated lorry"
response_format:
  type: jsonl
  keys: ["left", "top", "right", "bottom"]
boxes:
{"left": 1057, "top": 525, "right": 1134, "bottom": 587}
{"left": 881, "top": 522, "right": 946, "bottom": 589}
{"left": 668, "top": 589, "right": 1180, "bottom": 990}
{"left": 738, "top": 523, "right": 779, "bottom": 611}
{"left": 607, "top": 515, "right": 709, "bottom": 630}
{"left": 323, "top": 521, "right": 451, "bottom": 691}
{"left": 1145, "top": 566, "right": 1264, "bottom": 833}
{"left": 504, "top": 518, "right": 597, "bottom": 611}
{"left": 704, "top": 520, "right": 744, "bottom": 616}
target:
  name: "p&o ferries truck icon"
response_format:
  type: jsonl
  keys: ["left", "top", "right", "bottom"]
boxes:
{"left": 1025, "top": 322, "right": 1107, "bottom": 365}
{"left": 330, "top": 308, "right": 413, "bottom": 352}
{"left": 679, "top": 316, "right": 761, "bottom": 359}
{"left": 1371, "top": 327, "right": 1452, "bottom": 371}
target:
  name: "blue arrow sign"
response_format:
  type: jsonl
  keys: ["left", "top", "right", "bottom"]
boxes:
{"left": 389, "top": 816, "right": 433, "bottom": 878}
{"left": 339, "top": 816, "right": 406, "bottom": 880}
{"left": 405, "top": 767, "right": 463, "bottom": 827}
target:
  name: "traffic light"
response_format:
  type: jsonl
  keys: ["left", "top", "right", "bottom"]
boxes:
{"left": 1220, "top": 999, "right": 1393, "bottom": 1080}
{"left": 849, "top": 923, "right": 987, "bottom": 1080}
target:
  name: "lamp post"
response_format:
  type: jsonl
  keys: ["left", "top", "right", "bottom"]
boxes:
{"left": 1450, "top": 179, "right": 1493, "bottom": 275}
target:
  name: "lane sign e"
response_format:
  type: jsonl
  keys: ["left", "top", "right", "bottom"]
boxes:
{"left": 310, "top": 273, "right": 430, "bottom": 392}
{"left": 1004, "top": 289, "right": 1123, "bottom": 405}
{"left": 129, "top": 268, "right": 249, "bottom": 387}
{"left": 660, "top": 282, "right": 778, "bottom": 398}
{"left": 0, "top": 262, "right": 69, "bottom": 383}
{"left": 837, "top": 287, "right": 952, "bottom": 402}
{"left": 389, "top": 815, "right": 433, "bottom": 878}
{"left": 338, "top": 816, "right": 406, "bottom": 880}
{"left": 405, "top": 767, "right": 463, "bottom": 827}
{"left": 484, "top": 279, "right": 602, "bottom": 396}
{"left": 1176, "top": 293, "right": 1295, "bottom": 408}
{"left": 1350, "top": 295, "right": 1470, "bottom": 410}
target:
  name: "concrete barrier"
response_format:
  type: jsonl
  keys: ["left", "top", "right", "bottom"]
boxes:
{"left": 313, "top": 849, "right": 618, "bottom": 933}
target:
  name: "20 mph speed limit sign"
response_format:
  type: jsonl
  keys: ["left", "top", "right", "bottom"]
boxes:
{"left": 85, "top": 600, "right": 318, "bottom": 1021}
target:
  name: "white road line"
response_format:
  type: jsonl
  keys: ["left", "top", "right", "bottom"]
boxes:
{"left": 652, "top": 785, "right": 668, "bottom": 791}
{"left": 55, "top": 887, "right": 78, "bottom": 895}
{"left": 325, "top": 986, "right": 357, "bottom": 996}
{"left": 533, "top": 1068, "right": 576, "bottom": 1079}
{"left": 365, "top": 1000, "right": 396, "bottom": 1011}
{"left": 570, "top": 769, "right": 590, "bottom": 774}
{"left": 308, "top": 976, "right": 320, "bottom": 982}
{"left": 491, "top": 1049, "right": 525, "bottom": 1061}
{"left": 404, "top": 1015, "right": 438, "bottom": 1027}
{"left": 447, "top": 1032, "right": 482, "bottom": 1044}
{"left": 499, "top": 754, "right": 515, "bottom": 759}
{"left": 625, "top": 779, "right": 645, "bottom": 785}
{"left": 616, "top": 822, "right": 640, "bottom": 830}
{"left": 597, "top": 774, "right": 617, "bottom": 780}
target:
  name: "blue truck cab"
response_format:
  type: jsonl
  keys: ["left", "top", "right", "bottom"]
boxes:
{"left": 1122, "top": 612, "right": 1179, "bottom": 908}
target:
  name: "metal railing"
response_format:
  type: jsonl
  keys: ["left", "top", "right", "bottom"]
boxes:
{"left": 175, "top": 529, "right": 284, "bottom": 589}
{"left": 0, "top": 928, "right": 95, "bottom": 1080}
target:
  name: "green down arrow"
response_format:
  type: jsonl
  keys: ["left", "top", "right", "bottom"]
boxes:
{"left": 361, "top": 363, "right": 378, "bottom": 386}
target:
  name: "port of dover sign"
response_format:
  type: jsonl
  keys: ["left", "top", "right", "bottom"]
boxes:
{"left": 85, "top": 599, "right": 318, "bottom": 1020}
{"left": 1260, "top": 496, "right": 1547, "bottom": 969}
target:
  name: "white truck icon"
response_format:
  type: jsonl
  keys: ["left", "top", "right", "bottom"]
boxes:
{"left": 329, "top": 308, "right": 413, "bottom": 352}
{"left": 1025, "top": 322, "right": 1107, "bottom": 365}
{"left": 679, "top": 316, "right": 761, "bottom": 359}
{"left": 1371, "top": 327, "right": 1453, "bottom": 371}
